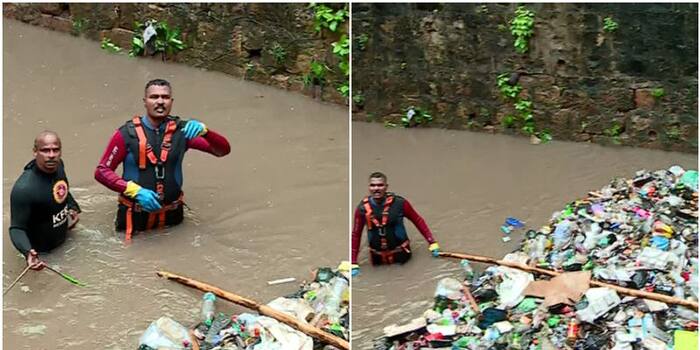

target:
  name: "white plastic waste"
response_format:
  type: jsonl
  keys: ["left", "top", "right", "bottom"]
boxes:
{"left": 138, "top": 316, "right": 190, "bottom": 350}
{"left": 576, "top": 287, "right": 621, "bottom": 323}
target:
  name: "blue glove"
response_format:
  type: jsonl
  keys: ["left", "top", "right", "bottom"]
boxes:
{"left": 429, "top": 242, "right": 441, "bottom": 258}
{"left": 351, "top": 264, "right": 360, "bottom": 277}
{"left": 182, "top": 120, "right": 207, "bottom": 140}
{"left": 135, "top": 188, "right": 162, "bottom": 212}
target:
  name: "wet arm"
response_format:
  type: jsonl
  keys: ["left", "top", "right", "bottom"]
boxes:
{"left": 94, "top": 130, "right": 129, "bottom": 193}
{"left": 9, "top": 187, "right": 33, "bottom": 256}
{"left": 186, "top": 129, "right": 231, "bottom": 157}
{"left": 403, "top": 199, "right": 436, "bottom": 244}
{"left": 351, "top": 207, "right": 366, "bottom": 264}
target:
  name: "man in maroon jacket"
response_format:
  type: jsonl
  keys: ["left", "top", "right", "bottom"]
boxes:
{"left": 351, "top": 172, "right": 440, "bottom": 276}
{"left": 94, "top": 79, "right": 230, "bottom": 240}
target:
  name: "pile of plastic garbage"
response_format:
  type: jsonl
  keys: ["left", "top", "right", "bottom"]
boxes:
{"left": 138, "top": 263, "right": 349, "bottom": 350}
{"left": 377, "top": 167, "right": 698, "bottom": 350}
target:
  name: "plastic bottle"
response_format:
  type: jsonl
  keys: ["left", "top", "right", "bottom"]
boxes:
{"left": 460, "top": 259, "right": 474, "bottom": 283}
{"left": 201, "top": 292, "right": 216, "bottom": 326}
{"left": 324, "top": 277, "right": 348, "bottom": 321}
{"left": 552, "top": 220, "right": 573, "bottom": 250}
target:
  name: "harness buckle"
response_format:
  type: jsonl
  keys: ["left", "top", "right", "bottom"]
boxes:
{"left": 154, "top": 163, "right": 165, "bottom": 180}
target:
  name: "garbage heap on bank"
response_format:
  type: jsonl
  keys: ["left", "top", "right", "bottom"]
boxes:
{"left": 378, "top": 167, "right": 698, "bottom": 350}
{"left": 138, "top": 264, "right": 350, "bottom": 350}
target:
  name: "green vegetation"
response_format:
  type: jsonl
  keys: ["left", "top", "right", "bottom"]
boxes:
{"left": 245, "top": 62, "right": 255, "bottom": 79}
{"left": 100, "top": 38, "right": 122, "bottom": 53}
{"left": 303, "top": 60, "right": 329, "bottom": 86}
{"left": 497, "top": 73, "right": 523, "bottom": 98}
{"left": 310, "top": 3, "right": 349, "bottom": 33}
{"left": 666, "top": 126, "right": 681, "bottom": 140}
{"left": 356, "top": 33, "right": 369, "bottom": 51}
{"left": 71, "top": 17, "right": 86, "bottom": 36}
{"left": 603, "top": 17, "right": 618, "bottom": 32}
{"left": 332, "top": 34, "right": 350, "bottom": 96}
{"left": 307, "top": 4, "right": 350, "bottom": 98}
{"left": 496, "top": 72, "right": 549, "bottom": 142}
{"left": 510, "top": 6, "right": 535, "bottom": 54}
{"left": 401, "top": 106, "right": 433, "bottom": 127}
{"left": 651, "top": 87, "right": 665, "bottom": 100}
{"left": 268, "top": 42, "right": 287, "bottom": 65}
{"left": 129, "top": 20, "right": 186, "bottom": 61}
{"left": 604, "top": 121, "right": 623, "bottom": 144}
{"left": 353, "top": 91, "right": 365, "bottom": 106}
{"left": 384, "top": 120, "right": 398, "bottom": 128}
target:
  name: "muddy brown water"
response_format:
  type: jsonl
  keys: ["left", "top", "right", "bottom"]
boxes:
{"left": 3, "top": 20, "right": 348, "bottom": 349}
{"left": 351, "top": 121, "right": 697, "bottom": 348}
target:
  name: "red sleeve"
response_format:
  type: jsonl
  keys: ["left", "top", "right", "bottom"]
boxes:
{"left": 403, "top": 199, "right": 436, "bottom": 244}
{"left": 94, "top": 130, "right": 129, "bottom": 193}
{"left": 186, "top": 129, "right": 230, "bottom": 157}
{"left": 351, "top": 206, "right": 366, "bottom": 264}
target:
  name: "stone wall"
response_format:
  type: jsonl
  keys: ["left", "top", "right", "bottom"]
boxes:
{"left": 3, "top": 3, "right": 348, "bottom": 104}
{"left": 352, "top": 3, "right": 698, "bottom": 152}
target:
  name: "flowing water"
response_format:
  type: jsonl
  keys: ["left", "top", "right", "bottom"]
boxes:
{"left": 351, "top": 122, "right": 697, "bottom": 348}
{"left": 3, "top": 20, "right": 348, "bottom": 349}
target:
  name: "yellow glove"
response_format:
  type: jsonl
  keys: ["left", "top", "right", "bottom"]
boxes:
{"left": 123, "top": 181, "right": 142, "bottom": 198}
{"left": 429, "top": 242, "right": 440, "bottom": 257}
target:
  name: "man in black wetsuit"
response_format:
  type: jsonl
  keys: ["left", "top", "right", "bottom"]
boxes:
{"left": 9, "top": 131, "right": 81, "bottom": 270}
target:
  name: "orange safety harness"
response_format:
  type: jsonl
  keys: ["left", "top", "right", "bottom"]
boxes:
{"left": 119, "top": 116, "right": 183, "bottom": 241}
{"left": 363, "top": 195, "right": 412, "bottom": 264}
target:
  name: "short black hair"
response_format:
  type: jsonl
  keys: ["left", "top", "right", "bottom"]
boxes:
{"left": 145, "top": 79, "right": 171, "bottom": 92}
{"left": 369, "top": 171, "right": 387, "bottom": 182}
{"left": 33, "top": 130, "right": 61, "bottom": 151}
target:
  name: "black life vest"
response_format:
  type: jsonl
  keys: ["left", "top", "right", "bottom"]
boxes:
{"left": 117, "top": 115, "right": 187, "bottom": 240}
{"left": 359, "top": 193, "right": 409, "bottom": 251}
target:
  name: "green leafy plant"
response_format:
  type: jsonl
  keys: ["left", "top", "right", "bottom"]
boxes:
{"left": 303, "top": 60, "right": 328, "bottom": 86}
{"left": 401, "top": 106, "right": 433, "bottom": 127}
{"left": 497, "top": 73, "right": 523, "bottom": 100}
{"left": 651, "top": 87, "right": 665, "bottom": 100}
{"left": 268, "top": 42, "right": 287, "bottom": 65}
{"left": 129, "top": 20, "right": 186, "bottom": 61}
{"left": 310, "top": 4, "right": 348, "bottom": 33}
{"left": 603, "top": 17, "right": 618, "bottom": 32}
{"left": 537, "top": 130, "right": 553, "bottom": 143}
{"left": 356, "top": 33, "right": 369, "bottom": 51}
{"left": 666, "top": 126, "right": 681, "bottom": 140}
{"left": 353, "top": 91, "right": 365, "bottom": 106}
{"left": 332, "top": 34, "right": 350, "bottom": 97}
{"left": 502, "top": 115, "right": 516, "bottom": 128}
{"left": 71, "top": 17, "right": 86, "bottom": 36}
{"left": 244, "top": 62, "right": 255, "bottom": 79}
{"left": 100, "top": 37, "right": 122, "bottom": 53}
{"left": 604, "top": 122, "right": 623, "bottom": 144}
{"left": 510, "top": 6, "right": 535, "bottom": 54}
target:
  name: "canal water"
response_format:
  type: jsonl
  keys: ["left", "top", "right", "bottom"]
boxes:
{"left": 351, "top": 121, "right": 697, "bottom": 348}
{"left": 4, "top": 20, "right": 348, "bottom": 349}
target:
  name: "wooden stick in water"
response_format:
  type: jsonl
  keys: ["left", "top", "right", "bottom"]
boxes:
{"left": 3, "top": 265, "right": 31, "bottom": 296}
{"left": 439, "top": 251, "right": 698, "bottom": 311}
{"left": 156, "top": 270, "right": 349, "bottom": 350}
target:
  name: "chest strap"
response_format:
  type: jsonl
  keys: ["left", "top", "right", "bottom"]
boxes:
{"left": 131, "top": 116, "right": 177, "bottom": 171}
{"left": 363, "top": 195, "right": 394, "bottom": 230}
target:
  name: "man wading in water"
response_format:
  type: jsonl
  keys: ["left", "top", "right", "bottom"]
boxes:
{"left": 95, "top": 79, "right": 230, "bottom": 240}
{"left": 351, "top": 172, "right": 440, "bottom": 276}
{"left": 9, "top": 131, "right": 81, "bottom": 270}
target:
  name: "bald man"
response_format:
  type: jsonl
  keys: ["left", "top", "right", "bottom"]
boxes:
{"left": 9, "top": 131, "right": 81, "bottom": 270}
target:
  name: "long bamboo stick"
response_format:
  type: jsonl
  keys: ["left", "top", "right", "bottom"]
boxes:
{"left": 3, "top": 265, "right": 31, "bottom": 296}
{"left": 156, "top": 270, "right": 349, "bottom": 350}
{"left": 439, "top": 251, "right": 698, "bottom": 311}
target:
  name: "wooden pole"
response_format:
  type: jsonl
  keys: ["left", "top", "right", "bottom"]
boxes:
{"left": 3, "top": 265, "right": 31, "bottom": 296}
{"left": 156, "top": 270, "right": 349, "bottom": 350}
{"left": 439, "top": 251, "right": 698, "bottom": 311}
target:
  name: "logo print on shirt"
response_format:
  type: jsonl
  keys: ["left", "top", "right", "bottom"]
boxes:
{"left": 53, "top": 180, "right": 68, "bottom": 204}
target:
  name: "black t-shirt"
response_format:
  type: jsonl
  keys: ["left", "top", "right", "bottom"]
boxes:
{"left": 9, "top": 160, "right": 80, "bottom": 256}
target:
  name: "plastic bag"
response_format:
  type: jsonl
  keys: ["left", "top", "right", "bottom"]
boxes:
{"left": 138, "top": 316, "right": 189, "bottom": 349}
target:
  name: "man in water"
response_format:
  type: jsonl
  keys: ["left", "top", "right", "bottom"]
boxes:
{"left": 9, "top": 131, "right": 81, "bottom": 270}
{"left": 94, "top": 79, "right": 230, "bottom": 240}
{"left": 351, "top": 171, "right": 440, "bottom": 276}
